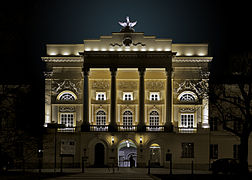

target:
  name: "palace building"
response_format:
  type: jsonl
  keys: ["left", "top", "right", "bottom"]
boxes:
{"left": 42, "top": 18, "right": 251, "bottom": 169}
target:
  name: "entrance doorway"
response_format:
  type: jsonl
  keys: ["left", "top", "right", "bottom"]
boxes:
{"left": 94, "top": 143, "right": 105, "bottom": 167}
{"left": 118, "top": 140, "right": 137, "bottom": 167}
{"left": 149, "top": 143, "right": 161, "bottom": 167}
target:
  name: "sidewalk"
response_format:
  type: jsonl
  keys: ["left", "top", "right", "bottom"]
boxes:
{"left": 9, "top": 167, "right": 212, "bottom": 174}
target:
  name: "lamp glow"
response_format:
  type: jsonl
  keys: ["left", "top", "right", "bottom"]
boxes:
{"left": 111, "top": 136, "right": 114, "bottom": 144}
{"left": 140, "top": 137, "right": 142, "bottom": 143}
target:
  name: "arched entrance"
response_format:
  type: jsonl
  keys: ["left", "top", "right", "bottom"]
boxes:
{"left": 118, "top": 140, "right": 137, "bottom": 167}
{"left": 94, "top": 143, "right": 105, "bottom": 167}
{"left": 149, "top": 143, "right": 161, "bottom": 167}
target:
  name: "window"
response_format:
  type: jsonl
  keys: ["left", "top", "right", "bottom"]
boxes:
{"left": 180, "top": 114, "right": 194, "bottom": 128}
{"left": 178, "top": 91, "right": 197, "bottom": 103}
{"left": 181, "top": 143, "right": 194, "bottom": 158}
{"left": 57, "top": 91, "right": 77, "bottom": 101}
{"left": 210, "top": 144, "right": 218, "bottom": 159}
{"left": 210, "top": 117, "right": 218, "bottom": 131}
{"left": 96, "top": 110, "right": 106, "bottom": 126}
{"left": 180, "top": 94, "right": 195, "bottom": 102}
{"left": 150, "top": 92, "right": 160, "bottom": 101}
{"left": 233, "top": 144, "right": 240, "bottom": 159}
{"left": 123, "top": 92, "right": 133, "bottom": 101}
{"left": 149, "top": 111, "right": 160, "bottom": 131}
{"left": 123, "top": 110, "right": 133, "bottom": 126}
{"left": 96, "top": 92, "right": 106, "bottom": 101}
{"left": 60, "top": 113, "right": 74, "bottom": 128}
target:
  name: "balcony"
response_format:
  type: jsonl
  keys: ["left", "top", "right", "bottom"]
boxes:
{"left": 89, "top": 125, "right": 166, "bottom": 132}
{"left": 177, "top": 127, "right": 197, "bottom": 133}
{"left": 90, "top": 125, "right": 108, "bottom": 132}
{"left": 146, "top": 126, "right": 164, "bottom": 132}
{"left": 118, "top": 125, "right": 137, "bottom": 131}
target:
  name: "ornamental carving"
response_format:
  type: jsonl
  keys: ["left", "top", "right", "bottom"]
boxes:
{"left": 59, "top": 106, "right": 75, "bottom": 112}
{"left": 92, "top": 80, "right": 110, "bottom": 89}
{"left": 44, "top": 71, "right": 53, "bottom": 78}
{"left": 118, "top": 81, "right": 137, "bottom": 90}
{"left": 52, "top": 80, "right": 81, "bottom": 95}
{"left": 175, "top": 80, "right": 208, "bottom": 98}
{"left": 146, "top": 81, "right": 164, "bottom": 90}
{"left": 179, "top": 108, "right": 195, "bottom": 113}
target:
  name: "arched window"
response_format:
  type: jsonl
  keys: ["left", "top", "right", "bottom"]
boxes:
{"left": 123, "top": 111, "right": 133, "bottom": 127}
{"left": 180, "top": 94, "right": 195, "bottom": 102}
{"left": 149, "top": 111, "right": 160, "bottom": 131}
{"left": 178, "top": 91, "right": 197, "bottom": 103}
{"left": 57, "top": 91, "right": 77, "bottom": 101}
{"left": 96, "top": 110, "right": 106, "bottom": 126}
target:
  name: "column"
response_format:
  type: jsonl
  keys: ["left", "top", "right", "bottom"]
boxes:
{"left": 109, "top": 67, "right": 118, "bottom": 131}
{"left": 165, "top": 67, "right": 173, "bottom": 132}
{"left": 81, "top": 67, "right": 90, "bottom": 131}
{"left": 137, "top": 68, "right": 146, "bottom": 132}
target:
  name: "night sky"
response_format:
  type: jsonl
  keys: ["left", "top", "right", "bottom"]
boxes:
{"left": 1, "top": 0, "right": 251, "bottom": 83}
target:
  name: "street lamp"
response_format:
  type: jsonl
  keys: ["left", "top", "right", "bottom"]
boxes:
{"left": 46, "top": 123, "right": 66, "bottom": 174}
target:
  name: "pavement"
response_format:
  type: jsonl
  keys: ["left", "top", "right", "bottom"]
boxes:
{"left": 12, "top": 168, "right": 211, "bottom": 180}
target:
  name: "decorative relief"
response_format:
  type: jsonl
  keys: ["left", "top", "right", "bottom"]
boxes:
{"left": 52, "top": 80, "right": 81, "bottom": 95}
{"left": 44, "top": 72, "right": 53, "bottom": 78}
{"left": 146, "top": 81, "right": 164, "bottom": 90}
{"left": 92, "top": 80, "right": 110, "bottom": 89}
{"left": 179, "top": 108, "right": 195, "bottom": 113}
{"left": 59, "top": 106, "right": 75, "bottom": 112}
{"left": 175, "top": 80, "right": 208, "bottom": 98}
{"left": 118, "top": 81, "right": 137, "bottom": 90}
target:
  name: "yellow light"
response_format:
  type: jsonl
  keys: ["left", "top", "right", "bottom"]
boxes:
{"left": 141, "top": 48, "right": 146, "bottom": 51}
{"left": 140, "top": 137, "right": 142, "bottom": 143}
{"left": 186, "top": 53, "right": 193, "bottom": 56}
{"left": 101, "top": 48, "right": 107, "bottom": 51}
{"left": 198, "top": 53, "right": 205, "bottom": 56}
{"left": 109, "top": 48, "right": 115, "bottom": 51}
{"left": 111, "top": 136, "right": 114, "bottom": 144}
{"left": 149, "top": 48, "right": 154, "bottom": 51}
{"left": 62, "top": 52, "right": 69, "bottom": 56}
{"left": 157, "top": 48, "right": 162, "bottom": 51}
{"left": 93, "top": 48, "right": 99, "bottom": 51}
{"left": 117, "top": 48, "right": 122, "bottom": 51}
{"left": 125, "top": 47, "right": 130, "bottom": 51}
{"left": 133, "top": 48, "right": 138, "bottom": 51}
{"left": 85, "top": 48, "right": 91, "bottom": 51}
{"left": 50, "top": 52, "right": 57, "bottom": 56}
{"left": 165, "top": 48, "right": 171, "bottom": 51}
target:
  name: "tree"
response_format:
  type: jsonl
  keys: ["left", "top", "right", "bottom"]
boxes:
{"left": 210, "top": 52, "right": 252, "bottom": 173}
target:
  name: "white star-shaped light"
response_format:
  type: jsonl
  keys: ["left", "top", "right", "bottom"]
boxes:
{"left": 119, "top": 16, "right": 137, "bottom": 28}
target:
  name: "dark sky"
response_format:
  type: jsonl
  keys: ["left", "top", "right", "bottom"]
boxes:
{"left": 1, "top": 0, "right": 251, "bottom": 83}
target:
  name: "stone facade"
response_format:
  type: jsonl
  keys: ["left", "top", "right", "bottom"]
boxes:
{"left": 41, "top": 30, "right": 252, "bottom": 169}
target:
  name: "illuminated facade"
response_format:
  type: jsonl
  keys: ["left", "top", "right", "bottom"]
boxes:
{"left": 42, "top": 22, "right": 217, "bottom": 169}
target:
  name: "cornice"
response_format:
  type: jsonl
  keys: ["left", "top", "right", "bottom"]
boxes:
{"left": 41, "top": 56, "right": 83, "bottom": 62}
{"left": 173, "top": 57, "right": 213, "bottom": 63}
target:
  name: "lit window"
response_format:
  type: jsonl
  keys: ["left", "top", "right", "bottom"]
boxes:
{"left": 180, "top": 94, "right": 195, "bottom": 102}
{"left": 150, "top": 111, "right": 159, "bottom": 126}
{"left": 96, "top": 92, "right": 106, "bottom": 101}
{"left": 57, "top": 91, "right": 77, "bottom": 101}
{"left": 180, "top": 114, "right": 194, "bottom": 128}
{"left": 177, "top": 91, "right": 197, "bottom": 103}
{"left": 123, "top": 92, "right": 133, "bottom": 101}
{"left": 96, "top": 110, "right": 106, "bottom": 126}
{"left": 150, "top": 92, "right": 160, "bottom": 101}
{"left": 149, "top": 111, "right": 160, "bottom": 131}
{"left": 123, "top": 110, "right": 133, "bottom": 127}
{"left": 181, "top": 143, "right": 194, "bottom": 158}
{"left": 60, "top": 113, "right": 74, "bottom": 128}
